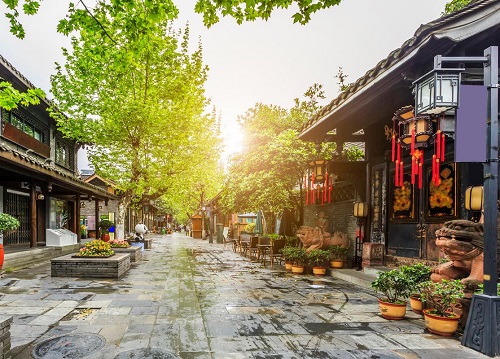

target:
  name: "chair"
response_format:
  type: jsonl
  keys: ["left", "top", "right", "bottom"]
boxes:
{"left": 247, "top": 236, "right": 259, "bottom": 260}
{"left": 238, "top": 233, "right": 252, "bottom": 256}
{"left": 257, "top": 236, "right": 271, "bottom": 264}
{"left": 222, "top": 227, "right": 236, "bottom": 251}
{"left": 269, "top": 238, "right": 286, "bottom": 266}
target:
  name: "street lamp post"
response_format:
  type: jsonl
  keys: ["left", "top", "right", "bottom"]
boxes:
{"left": 413, "top": 46, "right": 499, "bottom": 357}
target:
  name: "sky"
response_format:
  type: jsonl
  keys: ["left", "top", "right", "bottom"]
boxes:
{"left": 0, "top": 0, "right": 450, "bottom": 169}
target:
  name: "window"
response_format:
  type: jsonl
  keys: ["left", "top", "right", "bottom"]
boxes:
{"left": 2, "top": 110, "right": 45, "bottom": 143}
{"left": 55, "top": 139, "right": 74, "bottom": 169}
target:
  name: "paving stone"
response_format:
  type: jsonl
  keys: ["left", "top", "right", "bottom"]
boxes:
{"left": 1, "top": 234, "right": 491, "bottom": 359}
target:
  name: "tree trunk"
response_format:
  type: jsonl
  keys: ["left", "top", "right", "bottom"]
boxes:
{"left": 115, "top": 193, "right": 132, "bottom": 240}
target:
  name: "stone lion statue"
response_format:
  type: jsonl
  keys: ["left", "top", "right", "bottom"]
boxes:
{"left": 432, "top": 220, "right": 486, "bottom": 287}
{"left": 296, "top": 225, "right": 348, "bottom": 251}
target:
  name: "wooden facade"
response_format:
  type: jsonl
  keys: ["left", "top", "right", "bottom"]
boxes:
{"left": 299, "top": 1, "right": 500, "bottom": 265}
{"left": 0, "top": 54, "right": 116, "bottom": 248}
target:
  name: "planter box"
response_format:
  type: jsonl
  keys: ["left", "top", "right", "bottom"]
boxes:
{"left": 112, "top": 246, "right": 142, "bottom": 262}
{"left": 51, "top": 253, "right": 130, "bottom": 279}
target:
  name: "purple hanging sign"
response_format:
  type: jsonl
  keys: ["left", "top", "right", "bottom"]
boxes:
{"left": 455, "top": 84, "right": 487, "bottom": 163}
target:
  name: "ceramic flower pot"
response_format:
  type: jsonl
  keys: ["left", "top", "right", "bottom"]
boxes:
{"left": 312, "top": 267, "right": 327, "bottom": 276}
{"left": 101, "top": 233, "right": 110, "bottom": 242}
{"left": 378, "top": 298, "right": 407, "bottom": 320}
{"left": 291, "top": 265, "right": 304, "bottom": 274}
{"left": 330, "top": 260, "right": 344, "bottom": 269}
{"left": 423, "top": 309, "right": 460, "bottom": 336}
{"left": 410, "top": 294, "right": 423, "bottom": 314}
{"left": 285, "top": 262, "right": 293, "bottom": 271}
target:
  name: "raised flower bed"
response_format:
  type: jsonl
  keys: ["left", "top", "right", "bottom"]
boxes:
{"left": 51, "top": 240, "right": 130, "bottom": 278}
{"left": 109, "top": 239, "right": 142, "bottom": 262}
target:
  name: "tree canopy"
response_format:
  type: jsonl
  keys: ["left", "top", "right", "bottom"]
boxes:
{"left": 219, "top": 84, "right": 336, "bottom": 232}
{"left": 50, "top": 0, "right": 223, "bottom": 232}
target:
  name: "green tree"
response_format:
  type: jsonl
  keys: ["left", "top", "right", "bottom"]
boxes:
{"left": 0, "top": 82, "right": 44, "bottom": 111}
{"left": 443, "top": 0, "right": 474, "bottom": 14}
{"left": 3, "top": 0, "right": 343, "bottom": 39}
{"left": 50, "top": 0, "right": 222, "bottom": 238}
{"left": 219, "top": 84, "right": 334, "bottom": 233}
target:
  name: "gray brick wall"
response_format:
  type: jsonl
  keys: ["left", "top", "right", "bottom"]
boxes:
{"left": 0, "top": 316, "right": 12, "bottom": 359}
{"left": 303, "top": 201, "right": 359, "bottom": 265}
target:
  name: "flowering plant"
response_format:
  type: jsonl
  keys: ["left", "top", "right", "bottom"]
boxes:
{"left": 108, "top": 239, "right": 130, "bottom": 248}
{"left": 76, "top": 240, "right": 114, "bottom": 257}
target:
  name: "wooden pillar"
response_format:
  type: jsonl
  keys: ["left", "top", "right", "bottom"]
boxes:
{"left": 76, "top": 194, "right": 81, "bottom": 242}
{"left": 95, "top": 199, "right": 100, "bottom": 238}
{"left": 30, "top": 181, "right": 37, "bottom": 248}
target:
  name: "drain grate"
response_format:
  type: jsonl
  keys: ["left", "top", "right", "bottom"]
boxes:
{"left": 31, "top": 333, "right": 106, "bottom": 358}
{"left": 115, "top": 348, "right": 179, "bottom": 358}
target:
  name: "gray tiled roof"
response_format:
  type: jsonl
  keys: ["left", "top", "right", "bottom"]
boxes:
{"left": 300, "top": 0, "right": 491, "bottom": 135}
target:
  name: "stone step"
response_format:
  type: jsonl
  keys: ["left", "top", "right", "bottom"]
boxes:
{"left": 4, "top": 245, "right": 81, "bottom": 271}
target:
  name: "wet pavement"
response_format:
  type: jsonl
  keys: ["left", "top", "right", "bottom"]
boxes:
{"left": 0, "top": 233, "right": 490, "bottom": 358}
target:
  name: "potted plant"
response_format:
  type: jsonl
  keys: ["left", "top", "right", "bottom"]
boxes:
{"left": 400, "top": 263, "right": 432, "bottom": 314}
{"left": 307, "top": 249, "right": 331, "bottom": 276}
{"left": 328, "top": 245, "right": 348, "bottom": 269}
{"left": 0, "top": 213, "right": 20, "bottom": 271}
{"left": 281, "top": 246, "right": 296, "bottom": 271}
{"left": 289, "top": 247, "right": 307, "bottom": 274}
{"left": 98, "top": 219, "right": 114, "bottom": 242}
{"left": 371, "top": 268, "right": 412, "bottom": 320}
{"left": 418, "top": 279, "right": 464, "bottom": 336}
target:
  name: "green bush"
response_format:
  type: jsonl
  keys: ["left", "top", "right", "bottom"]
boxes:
{"left": 328, "top": 245, "right": 348, "bottom": 260}
{"left": 307, "top": 249, "right": 330, "bottom": 267}
{"left": 0, "top": 213, "right": 20, "bottom": 232}
{"left": 371, "top": 269, "right": 412, "bottom": 304}
{"left": 400, "top": 263, "right": 431, "bottom": 294}
{"left": 419, "top": 280, "right": 464, "bottom": 317}
{"left": 98, "top": 219, "right": 114, "bottom": 233}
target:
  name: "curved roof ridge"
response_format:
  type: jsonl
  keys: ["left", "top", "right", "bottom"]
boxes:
{"left": 301, "top": 0, "right": 494, "bottom": 135}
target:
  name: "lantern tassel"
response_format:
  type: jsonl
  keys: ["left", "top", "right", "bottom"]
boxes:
{"left": 395, "top": 160, "right": 400, "bottom": 186}
{"left": 324, "top": 172, "right": 328, "bottom": 202}
{"left": 399, "top": 160, "right": 404, "bottom": 187}
{"left": 411, "top": 127, "right": 415, "bottom": 155}
{"left": 305, "top": 174, "right": 308, "bottom": 206}
{"left": 441, "top": 133, "right": 445, "bottom": 162}
{"left": 311, "top": 173, "right": 315, "bottom": 204}
{"left": 391, "top": 134, "right": 396, "bottom": 162}
{"left": 436, "top": 130, "right": 441, "bottom": 161}
{"left": 419, "top": 152, "right": 424, "bottom": 189}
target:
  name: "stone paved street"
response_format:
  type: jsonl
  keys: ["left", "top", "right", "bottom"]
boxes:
{"left": 0, "top": 233, "right": 490, "bottom": 358}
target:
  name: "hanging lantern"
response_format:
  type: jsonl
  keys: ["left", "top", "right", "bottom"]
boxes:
{"left": 353, "top": 202, "right": 368, "bottom": 218}
{"left": 399, "top": 115, "right": 433, "bottom": 148}
{"left": 309, "top": 159, "right": 327, "bottom": 182}
{"left": 390, "top": 105, "right": 436, "bottom": 189}
{"left": 414, "top": 68, "right": 462, "bottom": 115}
{"left": 465, "top": 186, "right": 484, "bottom": 211}
{"left": 305, "top": 159, "right": 328, "bottom": 206}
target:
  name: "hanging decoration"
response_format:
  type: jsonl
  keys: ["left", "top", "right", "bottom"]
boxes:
{"left": 391, "top": 105, "right": 443, "bottom": 189}
{"left": 304, "top": 159, "right": 331, "bottom": 206}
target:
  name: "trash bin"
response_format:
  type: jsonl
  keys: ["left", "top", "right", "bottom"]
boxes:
{"left": 216, "top": 223, "right": 224, "bottom": 244}
{"left": 161, "top": 227, "right": 166, "bottom": 235}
